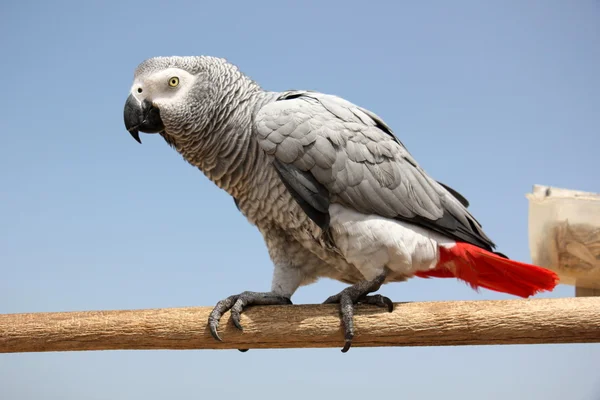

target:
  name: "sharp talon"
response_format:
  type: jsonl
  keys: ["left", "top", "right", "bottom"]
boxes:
{"left": 208, "top": 312, "right": 224, "bottom": 341}
{"left": 209, "top": 322, "right": 223, "bottom": 342}
{"left": 360, "top": 294, "right": 394, "bottom": 313}
{"left": 238, "top": 349, "right": 249, "bottom": 352}
{"left": 341, "top": 341, "right": 352, "bottom": 353}
{"left": 232, "top": 316, "right": 244, "bottom": 331}
{"left": 384, "top": 297, "right": 394, "bottom": 313}
{"left": 207, "top": 295, "right": 238, "bottom": 342}
{"left": 231, "top": 297, "right": 246, "bottom": 331}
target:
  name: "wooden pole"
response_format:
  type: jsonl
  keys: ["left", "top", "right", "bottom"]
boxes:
{"left": 1, "top": 297, "right": 599, "bottom": 353}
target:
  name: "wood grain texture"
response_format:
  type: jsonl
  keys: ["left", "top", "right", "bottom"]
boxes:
{"left": 1, "top": 298, "right": 599, "bottom": 353}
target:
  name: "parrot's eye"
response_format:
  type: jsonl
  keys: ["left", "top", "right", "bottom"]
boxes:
{"left": 168, "top": 77, "right": 180, "bottom": 87}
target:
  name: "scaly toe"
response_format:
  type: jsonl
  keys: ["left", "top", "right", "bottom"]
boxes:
{"left": 359, "top": 294, "right": 394, "bottom": 312}
{"left": 323, "top": 293, "right": 341, "bottom": 304}
{"left": 207, "top": 291, "right": 293, "bottom": 342}
{"left": 230, "top": 298, "right": 247, "bottom": 331}
{"left": 339, "top": 292, "right": 355, "bottom": 352}
{"left": 208, "top": 295, "right": 239, "bottom": 341}
{"left": 321, "top": 270, "right": 391, "bottom": 352}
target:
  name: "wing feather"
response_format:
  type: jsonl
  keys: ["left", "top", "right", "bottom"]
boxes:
{"left": 255, "top": 91, "right": 494, "bottom": 250}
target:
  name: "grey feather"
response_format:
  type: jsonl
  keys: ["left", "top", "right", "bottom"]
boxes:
{"left": 272, "top": 159, "right": 330, "bottom": 232}
{"left": 437, "top": 182, "right": 470, "bottom": 208}
{"left": 256, "top": 91, "right": 495, "bottom": 250}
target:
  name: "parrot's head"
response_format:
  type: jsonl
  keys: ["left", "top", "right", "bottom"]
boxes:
{"left": 123, "top": 56, "right": 256, "bottom": 143}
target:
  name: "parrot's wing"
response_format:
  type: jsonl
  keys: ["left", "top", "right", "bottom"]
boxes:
{"left": 436, "top": 182, "right": 469, "bottom": 208}
{"left": 255, "top": 90, "right": 494, "bottom": 250}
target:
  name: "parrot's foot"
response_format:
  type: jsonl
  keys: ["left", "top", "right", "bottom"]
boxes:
{"left": 323, "top": 270, "right": 392, "bottom": 353}
{"left": 208, "top": 291, "right": 292, "bottom": 342}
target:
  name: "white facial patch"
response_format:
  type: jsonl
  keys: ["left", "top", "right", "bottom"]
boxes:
{"left": 130, "top": 68, "right": 196, "bottom": 106}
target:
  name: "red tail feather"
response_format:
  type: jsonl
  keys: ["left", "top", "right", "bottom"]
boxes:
{"left": 415, "top": 242, "right": 559, "bottom": 298}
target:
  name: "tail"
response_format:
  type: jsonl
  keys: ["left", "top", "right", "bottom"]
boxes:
{"left": 415, "top": 242, "right": 559, "bottom": 298}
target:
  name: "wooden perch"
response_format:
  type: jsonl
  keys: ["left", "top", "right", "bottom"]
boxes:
{"left": 1, "top": 297, "right": 599, "bottom": 353}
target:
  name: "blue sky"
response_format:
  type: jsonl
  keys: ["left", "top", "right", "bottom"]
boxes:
{"left": 1, "top": 1, "right": 599, "bottom": 399}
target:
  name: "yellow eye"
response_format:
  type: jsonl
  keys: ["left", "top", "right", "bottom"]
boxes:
{"left": 168, "top": 77, "right": 179, "bottom": 87}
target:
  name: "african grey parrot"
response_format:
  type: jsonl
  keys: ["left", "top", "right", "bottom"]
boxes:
{"left": 123, "top": 56, "right": 558, "bottom": 352}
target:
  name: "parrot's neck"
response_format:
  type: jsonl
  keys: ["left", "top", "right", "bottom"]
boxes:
{"left": 161, "top": 89, "right": 280, "bottom": 210}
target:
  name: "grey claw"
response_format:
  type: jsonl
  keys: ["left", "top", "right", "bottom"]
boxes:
{"left": 209, "top": 321, "right": 223, "bottom": 342}
{"left": 207, "top": 291, "right": 292, "bottom": 343}
{"left": 340, "top": 292, "right": 354, "bottom": 353}
{"left": 341, "top": 340, "right": 352, "bottom": 353}
{"left": 360, "top": 294, "right": 394, "bottom": 313}
{"left": 323, "top": 270, "right": 390, "bottom": 353}
{"left": 208, "top": 295, "right": 238, "bottom": 341}
{"left": 231, "top": 315, "right": 244, "bottom": 331}
{"left": 231, "top": 298, "right": 246, "bottom": 331}
{"left": 384, "top": 297, "right": 394, "bottom": 313}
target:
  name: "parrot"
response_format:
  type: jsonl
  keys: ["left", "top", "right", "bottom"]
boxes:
{"left": 123, "top": 56, "right": 559, "bottom": 352}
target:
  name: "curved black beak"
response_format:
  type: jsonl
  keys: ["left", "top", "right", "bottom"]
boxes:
{"left": 123, "top": 94, "right": 165, "bottom": 143}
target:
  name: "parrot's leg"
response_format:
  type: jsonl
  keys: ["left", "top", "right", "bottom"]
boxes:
{"left": 323, "top": 269, "right": 393, "bottom": 353}
{"left": 208, "top": 291, "right": 292, "bottom": 341}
